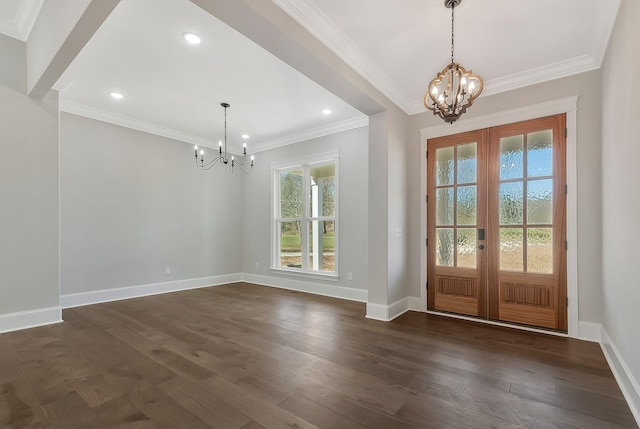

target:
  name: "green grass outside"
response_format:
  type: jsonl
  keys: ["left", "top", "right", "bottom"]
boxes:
{"left": 281, "top": 233, "right": 335, "bottom": 252}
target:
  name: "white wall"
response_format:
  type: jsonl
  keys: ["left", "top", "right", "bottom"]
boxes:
{"left": 59, "top": 113, "right": 244, "bottom": 296}
{"left": 601, "top": 0, "right": 640, "bottom": 417}
{"left": 409, "top": 70, "right": 604, "bottom": 324}
{"left": 0, "top": 34, "right": 60, "bottom": 329}
{"left": 242, "top": 126, "right": 369, "bottom": 298}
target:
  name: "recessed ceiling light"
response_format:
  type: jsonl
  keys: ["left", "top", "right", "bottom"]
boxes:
{"left": 183, "top": 32, "right": 202, "bottom": 45}
{"left": 242, "top": 134, "right": 250, "bottom": 139}
{"left": 322, "top": 109, "right": 332, "bottom": 115}
{"left": 109, "top": 92, "right": 124, "bottom": 100}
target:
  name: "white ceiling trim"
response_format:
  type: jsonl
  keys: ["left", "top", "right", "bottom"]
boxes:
{"left": 591, "top": 0, "right": 622, "bottom": 68}
{"left": 0, "top": 0, "right": 44, "bottom": 41}
{"left": 252, "top": 116, "right": 369, "bottom": 154}
{"left": 15, "top": 0, "right": 44, "bottom": 41}
{"left": 0, "top": 11, "right": 21, "bottom": 40}
{"left": 273, "top": 0, "right": 414, "bottom": 113}
{"left": 60, "top": 99, "right": 368, "bottom": 154}
{"left": 60, "top": 99, "right": 217, "bottom": 148}
{"left": 483, "top": 55, "right": 599, "bottom": 98}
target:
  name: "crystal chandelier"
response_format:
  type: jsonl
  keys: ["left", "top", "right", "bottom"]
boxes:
{"left": 194, "top": 103, "right": 254, "bottom": 173}
{"left": 424, "top": 0, "right": 483, "bottom": 123}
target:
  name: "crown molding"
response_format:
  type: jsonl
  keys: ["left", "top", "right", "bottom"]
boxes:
{"left": 0, "top": 0, "right": 44, "bottom": 41}
{"left": 0, "top": 20, "right": 21, "bottom": 40}
{"left": 591, "top": 0, "right": 622, "bottom": 68}
{"left": 60, "top": 99, "right": 368, "bottom": 154}
{"left": 59, "top": 99, "right": 215, "bottom": 148}
{"left": 482, "top": 54, "right": 600, "bottom": 98}
{"left": 15, "top": 0, "right": 44, "bottom": 41}
{"left": 252, "top": 116, "right": 369, "bottom": 153}
{"left": 273, "top": 0, "right": 413, "bottom": 113}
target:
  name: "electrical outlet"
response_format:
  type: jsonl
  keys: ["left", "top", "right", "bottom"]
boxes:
{"left": 348, "top": 272, "right": 353, "bottom": 281}
{"left": 256, "top": 262, "right": 260, "bottom": 269}
{"left": 165, "top": 266, "right": 171, "bottom": 275}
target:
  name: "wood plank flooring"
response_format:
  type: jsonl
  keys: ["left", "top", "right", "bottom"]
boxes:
{"left": 0, "top": 282, "right": 636, "bottom": 428}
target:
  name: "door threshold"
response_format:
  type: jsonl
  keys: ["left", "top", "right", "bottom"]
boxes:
{"left": 426, "top": 310, "right": 569, "bottom": 338}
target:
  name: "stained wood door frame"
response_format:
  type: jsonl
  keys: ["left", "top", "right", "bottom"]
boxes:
{"left": 419, "top": 96, "right": 579, "bottom": 338}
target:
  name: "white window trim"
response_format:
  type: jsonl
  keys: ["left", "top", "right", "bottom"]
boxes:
{"left": 271, "top": 150, "right": 340, "bottom": 280}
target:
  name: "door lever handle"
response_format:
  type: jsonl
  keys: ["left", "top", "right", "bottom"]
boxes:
{"left": 477, "top": 244, "right": 485, "bottom": 250}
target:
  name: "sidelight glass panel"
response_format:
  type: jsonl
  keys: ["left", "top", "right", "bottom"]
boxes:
{"left": 436, "top": 228, "right": 454, "bottom": 267}
{"left": 500, "top": 182, "right": 524, "bottom": 225}
{"left": 309, "top": 164, "right": 336, "bottom": 217}
{"left": 436, "top": 188, "right": 454, "bottom": 226}
{"left": 280, "top": 221, "right": 302, "bottom": 268}
{"left": 527, "top": 228, "right": 553, "bottom": 273}
{"left": 527, "top": 179, "right": 553, "bottom": 224}
{"left": 500, "top": 135, "right": 524, "bottom": 180}
{"left": 457, "top": 143, "right": 477, "bottom": 184}
{"left": 527, "top": 130, "right": 553, "bottom": 177}
{"left": 457, "top": 228, "right": 477, "bottom": 269}
{"left": 500, "top": 228, "right": 524, "bottom": 271}
{"left": 457, "top": 185, "right": 477, "bottom": 225}
{"left": 280, "top": 170, "right": 303, "bottom": 218}
{"left": 309, "top": 220, "right": 335, "bottom": 272}
{"left": 436, "top": 147, "right": 454, "bottom": 185}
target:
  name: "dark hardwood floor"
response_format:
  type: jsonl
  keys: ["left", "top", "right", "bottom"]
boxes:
{"left": 0, "top": 282, "right": 636, "bottom": 428}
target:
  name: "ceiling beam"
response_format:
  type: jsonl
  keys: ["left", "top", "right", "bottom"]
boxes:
{"left": 188, "top": 0, "right": 397, "bottom": 117}
{"left": 27, "top": 0, "right": 121, "bottom": 99}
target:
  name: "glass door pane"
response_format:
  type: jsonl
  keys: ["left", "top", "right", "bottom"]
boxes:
{"left": 434, "top": 143, "right": 477, "bottom": 269}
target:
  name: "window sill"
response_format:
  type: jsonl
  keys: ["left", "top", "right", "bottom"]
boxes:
{"left": 269, "top": 267, "right": 340, "bottom": 282}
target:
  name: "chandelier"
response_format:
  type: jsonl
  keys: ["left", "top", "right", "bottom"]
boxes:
{"left": 194, "top": 103, "right": 254, "bottom": 174}
{"left": 424, "top": 0, "right": 483, "bottom": 123}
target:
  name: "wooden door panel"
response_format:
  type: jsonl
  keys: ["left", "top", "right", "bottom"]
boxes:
{"left": 434, "top": 273, "right": 480, "bottom": 316}
{"left": 497, "top": 273, "right": 558, "bottom": 328}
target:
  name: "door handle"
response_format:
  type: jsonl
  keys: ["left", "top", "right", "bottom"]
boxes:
{"left": 477, "top": 244, "right": 485, "bottom": 250}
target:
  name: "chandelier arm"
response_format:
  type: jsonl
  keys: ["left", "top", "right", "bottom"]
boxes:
{"left": 201, "top": 157, "right": 223, "bottom": 170}
{"left": 234, "top": 163, "right": 254, "bottom": 174}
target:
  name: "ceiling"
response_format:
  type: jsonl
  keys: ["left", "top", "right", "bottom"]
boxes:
{"left": 0, "top": 0, "right": 621, "bottom": 152}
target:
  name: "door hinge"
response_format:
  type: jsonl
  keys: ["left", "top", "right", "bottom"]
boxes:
{"left": 565, "top": 127, "right": 568, "bottom": 138}
{"left": 565, "top": 240, "right": 568, "bottom": 250}
{"left": 426, "top": 238, "right": 429, "bottom": 246}
{"left": 426, "top": 195, "right": 428, "bottom": 203}
{"left": 565, "top": 184, "right": 568, "bottom": 195}
{"left": 566, "top": 297, "right": 569, "bottom": 307}
{"left": 426, "top": 282, "right": 428, "bottom": 290}
{"left": 426, "top": 151, "right": 428, "bottom": 159}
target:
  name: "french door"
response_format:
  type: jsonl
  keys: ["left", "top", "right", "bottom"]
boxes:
{"left": 427, "top": 115, "right": 567, "bottom": 331}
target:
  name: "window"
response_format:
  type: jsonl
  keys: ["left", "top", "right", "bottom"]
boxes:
{"left": 272, "top": 152, "right": 338, "bottom": 277}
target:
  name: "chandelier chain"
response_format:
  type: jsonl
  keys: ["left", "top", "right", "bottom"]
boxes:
{"left": 451, "top": 2, "right": 455, "bottom": 64}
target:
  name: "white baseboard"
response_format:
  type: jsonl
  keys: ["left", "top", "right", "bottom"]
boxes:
{"left": 241, "top": 273, "right": 367, "bottom": 303}
{"left": 577, "top": 321, "right": 602, "bottom": 343}
{"left": 600, "top": 328, "right": 640, "bottom": 426}
{"left": 408, "top": 296, "right": 424, "bottom": 312}
{"left": 60, "top": 274, "right": 242, "bottom": 308}
{"left": 0, "top": 306, "right": 63, "bottom": 333}
{"left": 366, "top": 297, "right": 412, "bottom": 321}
